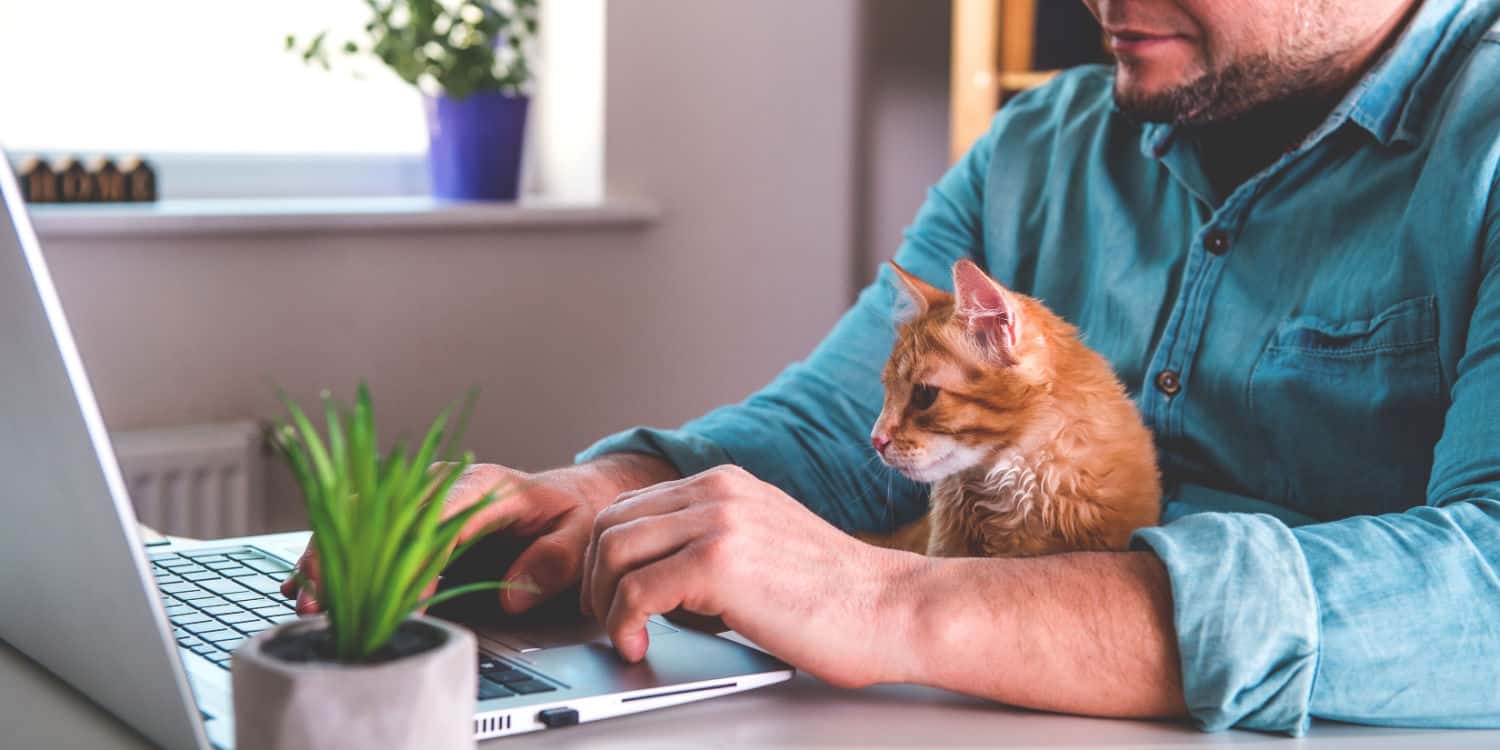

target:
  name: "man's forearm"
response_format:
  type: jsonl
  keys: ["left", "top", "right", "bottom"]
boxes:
{"left": 895, "top": 550, "right": 1187, "bottom": 719}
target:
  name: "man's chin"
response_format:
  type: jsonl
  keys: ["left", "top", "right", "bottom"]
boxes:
{"left": 1112, "top": 52, "right": 1306, "bottom": 127}
{"left": 1114, "top": 76, "right": 1203, "bottom": 124}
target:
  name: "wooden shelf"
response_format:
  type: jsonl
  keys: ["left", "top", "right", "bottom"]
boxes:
{"left": 950, "top": 0, "right": 1004, "bottom": 164}
{"left": 948, "top": 0, "right": 1075, "bottom": 162}
{"left": 999, "top": 70, "right": 1058, "bottom": 92}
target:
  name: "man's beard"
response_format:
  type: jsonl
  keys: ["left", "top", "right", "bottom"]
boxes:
{"left": 1113, "top": 53, "right": 1336, "bottom": 125}
{"left": 1108, "top": 0, "right": 1354, "bottom": 126}
{"left": 1116, "top": 41, "right": 1350, "bottom": 126}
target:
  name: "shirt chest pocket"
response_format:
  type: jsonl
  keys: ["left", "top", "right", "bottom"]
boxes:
{"left": 1247, "top": 296, "right": 1445, "bottom": 518}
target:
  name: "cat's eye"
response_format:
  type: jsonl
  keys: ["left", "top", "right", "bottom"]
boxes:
{"left": 910, "top": 383, "right": 939, "bottom": 410}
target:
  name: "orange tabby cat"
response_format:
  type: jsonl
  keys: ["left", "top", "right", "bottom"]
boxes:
{"left": 867, "top": 259, "right": 1161, "bottom": 557}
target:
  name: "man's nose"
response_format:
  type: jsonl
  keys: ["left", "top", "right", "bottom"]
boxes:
{"left": 871, "top": 433, "right": 892, "bottom": 453}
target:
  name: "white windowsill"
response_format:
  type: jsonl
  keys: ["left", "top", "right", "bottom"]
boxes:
{"left": 27, "top": 195, "right": 658, "bottom": 239}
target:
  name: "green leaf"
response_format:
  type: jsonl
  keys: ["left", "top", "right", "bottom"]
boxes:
{"left": 322, "top": 393, "right": 348, "bottom": 482}
{"left": 440, "top": 387, "right": 479, "bottom": 463}
{"left": 416, "top": 580, "right": 526, "bottom": 612}
{"left": 272, "top": 383, "right": 512, "bottom": 662}
{"left": 375, "top": 488, "right": 497, "bottom": 631}
{"left": 278, "top": 390, "right": 335, "bottom": 489}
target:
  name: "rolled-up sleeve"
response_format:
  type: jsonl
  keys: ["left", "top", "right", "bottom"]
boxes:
{"left": 1134, "top": 500, "right": 1500, "bottom": 735}
{"left": 1131, "top": 514, "right": 1320, "bottom": 734}
{"left": 1132, "top": 194, "right": 1500, "bottom": 735}
{"left": 578, "top": 112, "right": 1008, "bottom": 532}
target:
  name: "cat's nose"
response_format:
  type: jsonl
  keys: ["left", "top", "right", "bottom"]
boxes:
{"left": 871, "top": 433, "right": 892, "bottom": 453}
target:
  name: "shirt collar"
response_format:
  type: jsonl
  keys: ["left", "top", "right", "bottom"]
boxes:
{"left": 1135, "top": 0, "right": 1495, "bottom": 159}
{"left": 1348, "top": 0, "right": 1477, "bottom": 147}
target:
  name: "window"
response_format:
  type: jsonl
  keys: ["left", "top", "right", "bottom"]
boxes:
{"left": 0, "top": 0, "right": 603, "bottom": 202}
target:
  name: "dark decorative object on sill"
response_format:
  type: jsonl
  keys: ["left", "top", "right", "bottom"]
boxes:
{"left": 14, "top": 155, "right": 159, "bottom": 204}
{"left": 90, "top": 157, "right": 127, "bottom": 202}
{"left": 17, "top": 157, "right": 58, "bottom": 203}
{"left": 56, "top": 157, "right": 97, "bottom": 203}
{"left": 120, "top": 155, "right": 158, "bottom": 202}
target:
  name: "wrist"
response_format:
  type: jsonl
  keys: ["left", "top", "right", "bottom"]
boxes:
{"left": 892, "top": 555, "right": 1008, "bottom": 689}
{"left": 873, "top": 547, "right": 940, "bottom": 685}
{"left": 569, "top": 453, "right": 679, "bottom": 513}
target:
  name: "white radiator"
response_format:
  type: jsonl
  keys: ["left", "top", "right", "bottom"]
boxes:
{"left": 111, "top": 421, "right": 268, "bottom": 539}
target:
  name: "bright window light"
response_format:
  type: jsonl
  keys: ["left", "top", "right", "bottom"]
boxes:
{"left": 0, "top": 0, "right": 603, "bottom": 202}
{"left": 0, "top": 1, "right": 427, "bottom": 156}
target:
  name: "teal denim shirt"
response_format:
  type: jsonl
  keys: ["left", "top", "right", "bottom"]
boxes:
{"left": 581, "top": 0, "right": 1500, "bottom": 735}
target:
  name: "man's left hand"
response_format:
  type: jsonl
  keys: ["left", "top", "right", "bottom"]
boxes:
{"left": 580, "top": 465, "right": 923, "bottom": 688}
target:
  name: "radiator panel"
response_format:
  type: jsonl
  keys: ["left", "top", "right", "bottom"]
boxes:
{"left": 111, "top": 421, "right": 267, "bottom": 539}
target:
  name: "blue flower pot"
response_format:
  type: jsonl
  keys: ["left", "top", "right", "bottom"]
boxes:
{"left": 424, "top": 92, "right": 530, "bottom": 201}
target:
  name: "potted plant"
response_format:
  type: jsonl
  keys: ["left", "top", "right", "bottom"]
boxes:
{"left": 232, "top": 384, "right": 520, "bottom": 750}
{"left": 289, "top": 0, "right": 540, "bottom": 201}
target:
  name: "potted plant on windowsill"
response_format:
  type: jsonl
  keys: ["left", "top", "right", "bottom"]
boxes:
{"left": 289, "top": 0, "right": 539, "bottom": 201}
{"left": 232, "top": 384, "right": 521, "bottom": 750}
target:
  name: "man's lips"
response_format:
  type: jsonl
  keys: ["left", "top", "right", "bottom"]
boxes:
{"left": 1106, "top": 28, "right": 1189, "bottom": 55}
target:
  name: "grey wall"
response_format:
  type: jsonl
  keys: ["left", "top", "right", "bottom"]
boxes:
{"left": 36, "top": 0, "right": 950, "bottom": 532}
{"left": 856, "top": 0, "right": 952, "bottom": 286}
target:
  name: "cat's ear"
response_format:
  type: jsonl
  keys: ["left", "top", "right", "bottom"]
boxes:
{"left": 888, "top": 261, "right": 947, "bottom": 320}
{"left": 952, "top": 259, "right": 1021, "bottom": 363}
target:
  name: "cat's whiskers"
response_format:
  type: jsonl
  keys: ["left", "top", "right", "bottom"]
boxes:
{"left": 853, "top": 450, "right": 904, "bottom": 532}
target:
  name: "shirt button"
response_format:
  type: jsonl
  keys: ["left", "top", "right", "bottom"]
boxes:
{"left": 1204, "top": 230, "right": 1230, "bottom": 256}
{"left": 1155, "top": 370, "right": 1182, "bottom": 396}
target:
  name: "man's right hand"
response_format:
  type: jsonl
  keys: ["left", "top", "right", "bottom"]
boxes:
{"left": 279, "top": 453, "right": 679, "bottom": 615}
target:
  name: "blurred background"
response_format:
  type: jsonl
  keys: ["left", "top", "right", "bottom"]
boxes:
{"left": 1, "top": 0, "right": 1105, "bottom": 536}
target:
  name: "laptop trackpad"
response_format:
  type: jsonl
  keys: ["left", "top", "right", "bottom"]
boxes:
{"left": 484, "top": 616, "right": 678, "bottom": 652}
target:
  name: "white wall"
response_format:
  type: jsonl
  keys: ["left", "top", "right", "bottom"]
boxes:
{"left": 35, "top": 0, "right": 950, "bottom": 532}
{"left": 856, "top": 0, "right": 952, "bottom": 284}
{"left": 37, "top": 0, "right": 859, "bottom": 529}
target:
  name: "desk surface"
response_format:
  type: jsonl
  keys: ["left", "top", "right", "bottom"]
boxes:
{"left": 4, "top": 637, "right": 1498, "bottom": 749}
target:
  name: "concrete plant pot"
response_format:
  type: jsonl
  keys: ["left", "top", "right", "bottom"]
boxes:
{"left": 232, "top": 614, "right": 475, "bottom": 750}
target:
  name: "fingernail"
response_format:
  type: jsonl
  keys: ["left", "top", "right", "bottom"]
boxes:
{"left": 620, "top": 631, "right": 647, "bottom": 662}
{"left": 503, "top": 574, "right": 539, "bottom": 611}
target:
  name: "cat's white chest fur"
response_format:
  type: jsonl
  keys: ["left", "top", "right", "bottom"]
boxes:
{"left": 927, "top": 449, "right": 1056, "bottom": 556}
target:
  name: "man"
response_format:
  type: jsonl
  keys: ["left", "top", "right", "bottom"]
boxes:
{"left": 286, "top": 0, "right": 1500, "bottom": 735}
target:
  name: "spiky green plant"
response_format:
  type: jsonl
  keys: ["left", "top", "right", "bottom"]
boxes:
{"left": 273, "top": 383, "right": 518, "bottom": 662}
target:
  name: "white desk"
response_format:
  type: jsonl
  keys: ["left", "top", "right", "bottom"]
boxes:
{"left": 5, "top": 636, "right": 1497, "bottom": 749}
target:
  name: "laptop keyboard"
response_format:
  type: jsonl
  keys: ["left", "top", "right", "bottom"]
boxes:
{"left": 477, "top": 654, "right": 558, "bottom": 699}
{"left": 149, "top": 547, "right": 562, "bottom": 700}
{"left": 149, "top": 548, "right": 302, "bottom": 668}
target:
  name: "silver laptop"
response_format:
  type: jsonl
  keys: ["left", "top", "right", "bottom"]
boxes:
{"left": 0, "top": 153, "right": 793, "bottom": 749}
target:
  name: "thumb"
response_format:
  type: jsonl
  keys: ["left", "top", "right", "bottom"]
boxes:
{"left": 501, "top": 518, "right": 590, "bottom": 614}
